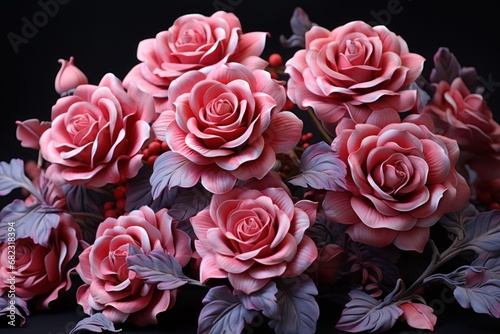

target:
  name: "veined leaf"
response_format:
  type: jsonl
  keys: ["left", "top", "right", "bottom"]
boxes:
{"left": 198, "top": 286, "right": 259, "bottom": 334}
{"left": 0, "top": 158, "right": 41, "bottom": 201}
{"left": 69, "top": 313, "right": 121, "bottom": 334}
{"left": 287, "top": 142, "right": 347, "bottom": 191}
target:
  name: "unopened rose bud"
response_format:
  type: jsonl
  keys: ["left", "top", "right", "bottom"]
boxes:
{"left": 54, "top": 56, "right": 88, "bottom": 96}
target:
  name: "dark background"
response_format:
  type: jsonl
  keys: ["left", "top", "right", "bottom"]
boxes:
{"left": 1, "top": 0, "right": 500, "bottom": 333}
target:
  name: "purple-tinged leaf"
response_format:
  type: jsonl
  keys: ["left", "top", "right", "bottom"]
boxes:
{"left": 0, "top": 295, "right": 29, "bottom": 327}
{"left": 459, "top": 210, "right": 500, "bottom": 253}
{"left": 268, "top": 275, "right": 319, "bottom": 334}
{"left": 149, "top": 151, "right": 203, "bottom": 199}
{"left": 287, "top": 142, "right": 347, "bottom": 191}
{"left": 280, "top": 7, "right": 316, "bottom": 48}
{"left": 439, "top": 203, "right": 479, "bottom": 241}
{"left": 454, "top": 279, "right": 500, "bottom": 318}
{"left": 68, "top": 313, "right": 122, "bottom": 334}
{"left": 125, "top": 166, "right": 179, "bottom": 211}
{"left": 336, "top": 280, "right": 403, "bottom": 333}
{"left": 237, "top": 281, "right": 280, "bottom": 320}
{"left": 429, "top": 47, "right": 461, "bottom": 84}
{"left": 425, "top": 251, "right": 500, "bottom": 318}
{"left": 198, "top": 286, "right": 259, "bottom": 334}
{"left": 0, "top": 158, "right": 41, "bottom": 201}
{"left": 169, "top": 184, "right": 212, "bottom": 223}
{"left": 0, "top": 200, "right": 60, "bottom": 246}
{"left": 126, "top": 247, "right": 193, "bottom": 290}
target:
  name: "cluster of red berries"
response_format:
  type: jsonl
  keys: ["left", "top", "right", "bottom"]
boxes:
{"left": 103, "top": 183, "right": 128, "bottom": 218}
{"left": 142, "top": 138, "right": 170, "bottom": 169}
{"left": 477, "top": 192, "right": 500, "bottom": 210}
{"left": 300, "top": 132, "right": 314, "bottom": 149}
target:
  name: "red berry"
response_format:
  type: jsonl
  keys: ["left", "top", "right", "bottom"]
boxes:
{"left": 284, "top": 99, "right": 295, "bottom": 111}
{"left": 270, "top": 71, "right": 278, "bottom": 80}
{"left": 268, "top": 53, "right": 283, "bottom": 68}
{"left": 103, "top": 201, "right": 115, "bottom": 211}
{"left": 104, "top": 209, "right": 118, "bottom": 218}
{"left": 488, "top": 202, "right": 500, "bottom": 210}
{"left": 161, "top": 141, "right": 169, "bottom": 151}
{"left": 305, "top": 132, "right": 314, "bottom": 140}
{"left": 478, "top": 191, "right": 492, "bottom": 204}
{"left": 113, "top": 185, "right": 127, "bottom": 200}
{"left": 302, "top": 143, "right": 310, "bottom": 149}
{"left": 115, "top": 198, "right": 126, "bottom": 212}
{"left": 148, "top": 141, "right": 162, "bottom": 156}
{"left": 147, "top": 155, "right": 158, "bottom": 169}
{"left": 142, "top": 147, "right": 150, "bottom": 160}
{"left": 301, "top": 134, "right": 308, "bottom": 143}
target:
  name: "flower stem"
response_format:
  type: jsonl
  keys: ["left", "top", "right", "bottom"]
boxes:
{"left": 307, "top": 107, "right": 333, "bottom": 144}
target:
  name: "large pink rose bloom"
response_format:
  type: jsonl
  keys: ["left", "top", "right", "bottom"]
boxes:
{"left": 123, "top": 11, "right": 268, "bottom": 114}
{"left": 190, "top": 173, "right": 318, "bottom": 294}
{"left": 285, "top": 20, "right": 425, "bottom": 133}
{"left": 151, "top": 62, "right": 303, "bottom": 194}
{"left": 76, "top": 206, "right": 192, "bottom": 326}
{"left": 323, "top": 122, "right": 470, "bottom": 252}
{"left": 421, "top": 77, "right": 500, "bottom": 181}
{"left": 39, "top": 73, "right": 153, "bottom": 187}
{"left": 0, "top": 215, "right": 81, "bottom": 309}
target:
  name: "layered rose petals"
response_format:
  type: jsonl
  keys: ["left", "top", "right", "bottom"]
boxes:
{"left": 323, "top": 122, "right": 470, "bottom": 252}
{"left": 0, "top": 215, "right": 82, "bottom": 309}
{"left": 285, "top": 20, "right": 425, "bottom": 133}
{"left": 39, "top": 73, "right": 153, "bottom": 187}
{"left": 151, "top": 62, "right": 303, "bottom": 194}
{"left": 123, "top": 11, "right": 269, "bottom": 114}
{"left": 190, "top": 174, "right": 318, "bottom": 294}
{"left": 75, "top": 206, "right": 192, "bottom": 326}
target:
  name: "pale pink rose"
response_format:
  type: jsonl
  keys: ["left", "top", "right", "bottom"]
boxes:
{"left": 285, "top": 20, "right": 425, "bottom": 133}
{"left": 190, "top": 173, "right": 318, "bottom": 294}
{"left": 323, "top": 122, "right": 470, "bottom": 252}
{"left": 123, "top": 11, "right": 269, "bottom": 114}
{"left": 75, "top": 206, "right": 192, "bottom": 326}
{"left": 151, "top": 62, "right": 303, "bottom": 194}
{"left": 0, "top": 214, "right": 82, "bottom": 309}
{"left": 39, "top": 73, "right": 154, "bottom": 187}
{"left": 54, "top": 56, "right": 88, "bottom": 95}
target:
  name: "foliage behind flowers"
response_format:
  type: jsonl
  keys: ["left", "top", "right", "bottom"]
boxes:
{"left": 1, "top": 7, "right": 500, "bottom": 334}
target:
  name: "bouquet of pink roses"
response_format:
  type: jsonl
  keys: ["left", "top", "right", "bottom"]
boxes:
{"left": 1, "top": 7, "right": 500, "bottom": 334}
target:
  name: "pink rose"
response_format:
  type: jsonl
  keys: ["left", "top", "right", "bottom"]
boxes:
{"left": 421, "top": 77, "right": 500, "bottom": 182}
{"left": 75, "top": 206, "right": 192, "bottom": 326}
{"left": 123, "top": 11, "right": 268, "bottom": 114}
{"left": 323, "top": 122, "right": 470, "bottom": 252}
{"left": 39, "top": 73, "right": 153, "bottom": 187}
{"left": 285, "top": 20, "right": 425, "bottom": 133}
{"left": 190, "top": 173, "right": 318, "bottom": 294}
{"left": 151, "top": 62, "right": 303, "bottom": 194}
{"left": 0, "top": 215, "right": 81, "bottom": 309}
{"left": 422, "top": 77, "right": 500, "bottom": 154}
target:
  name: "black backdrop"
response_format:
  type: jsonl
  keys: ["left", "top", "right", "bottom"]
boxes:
{"left": 1, "top": 1, "right": 500, "bottom": 333}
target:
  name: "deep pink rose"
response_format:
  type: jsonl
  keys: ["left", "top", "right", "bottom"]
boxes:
{"left": 75, "top": 206, "right": 192, "bottom": 326}
{"left": 0, "top": 215, "right": 81, "bottom": 309}
{"left": 151, "top": 62, "right": 303, "bottom": 194}
{"left": 323, "top": 122, "right": 470, "bottom": 252}
{"left": 190, "top": 173, "right": 318, "bottom": 294}
{"left": 285, "top": 20, "right": 425, "bottom": 133}
{"left": 123, "top": 11, "right": 268, "bottom": 114}
{"left": 39, "top": 73, "right": 153, "bottom": 187}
